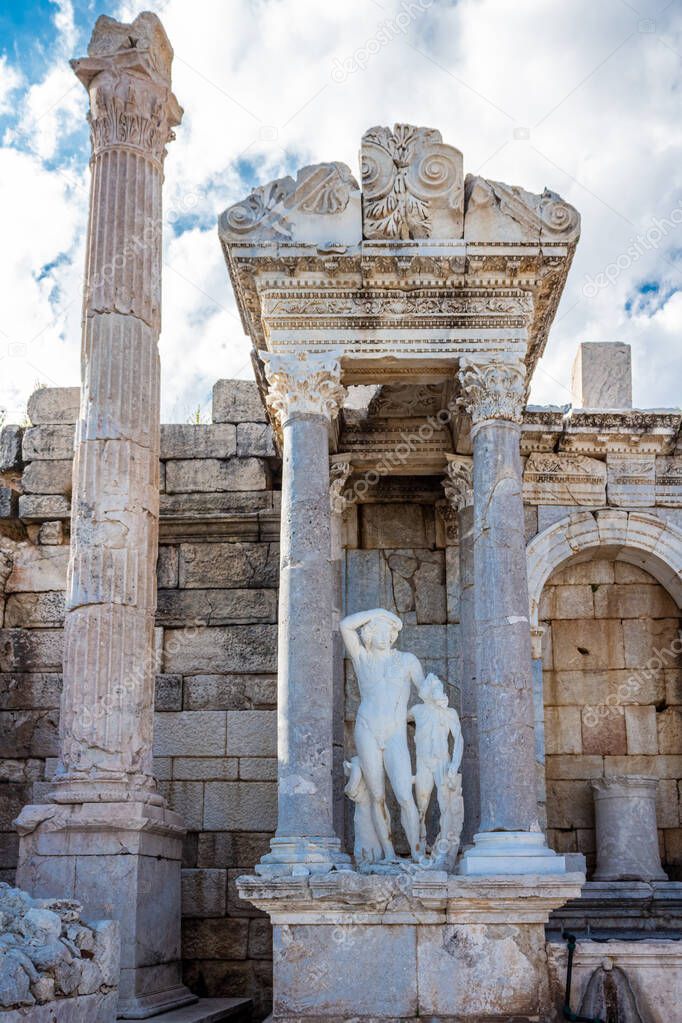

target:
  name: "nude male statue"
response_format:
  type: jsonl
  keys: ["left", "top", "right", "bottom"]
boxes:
{"left": 408, "top": 672, "right": 464, "bottom": 863}
{"left": 340, "top": 607, "right": 425, "bottom": 861}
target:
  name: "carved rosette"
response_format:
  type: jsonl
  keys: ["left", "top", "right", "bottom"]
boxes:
{"left": 71, "top": 13, "right": 183, "bottom": 165}
{"left": 262, "top": 352, "right": 346, "bottom": 426}
{"left": 457, "top": 357, "right": 527, "bottom": 426}
{"left": 442, "top": 455, "right": 474, "bottom": 511}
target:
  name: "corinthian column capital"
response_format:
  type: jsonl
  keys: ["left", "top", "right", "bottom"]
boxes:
{"left": 442, "top": 454, "right": 474, "bottom": 511}
{"left": 263, "top": 352, "right": 346, "bottom": 426}
{"left": 71, "top": 12, "right": 183, "bottom": 165}
{"left": 457, "top": 356, "right": 527, "bottom": 426}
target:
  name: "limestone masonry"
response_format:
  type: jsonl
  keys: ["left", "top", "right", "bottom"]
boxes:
{"left": 1, "top": 9, "right": 682, "bottom": 1023}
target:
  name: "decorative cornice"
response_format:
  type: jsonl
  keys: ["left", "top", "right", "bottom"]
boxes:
{"left": 72, "top": 13, "right": 182, "bottom": 165}
{"left": 442, "top": 455, "right": 473, "bottom": 511}
{"left": 262, "top": 352, "right": 346, "bottom": 426}
{"left": 458, "top": 357, "right": 527, "bottom": 425}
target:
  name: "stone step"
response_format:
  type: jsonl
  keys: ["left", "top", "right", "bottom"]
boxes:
{"left": 145, "top": 998, "right": 252, "bottom": 1023}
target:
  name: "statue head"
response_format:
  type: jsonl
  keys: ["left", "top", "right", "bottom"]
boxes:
{"left": 360, "top": 610, "right": 401, "bottom": 651}
{"left": 422, "top": 673, "right": 448, "bottom": 707}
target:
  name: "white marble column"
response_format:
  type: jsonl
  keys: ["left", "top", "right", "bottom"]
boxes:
{"left": 16, "top": 16, "right": 194, "bottom": 1017}
{"left": 442, "top": 455, "right": 479, "bottom": 846}
{"left": 52, "top": 14, "right": 182, "bottom": 803}
{"left": 456, "top": 357, "right": 567, "bottom": 875}
{"left": 257, "top": 352, "right": 351, "bottom": 875}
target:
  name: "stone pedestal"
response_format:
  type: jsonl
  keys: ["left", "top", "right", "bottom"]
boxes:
{"left": 15, "top": 14, "right": 193, "bottom": 1018}
{"left": 592, "top": 776, "right": 668, "bottom": 882}
{"left": 15, "top": 802, "right": 188, "bottom": 1018}
{"left": 238, "top": 870, "right": 584, "bottom": 1022}
{"left": 255, "top": 353, "right": 351, "bottom": 876}
{"left": 456, "top": 357, "right": 566, "bottom": 875}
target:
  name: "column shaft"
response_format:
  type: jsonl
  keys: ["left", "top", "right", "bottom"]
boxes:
{"left": 458, "top": 502, "right": 480, "bottom": 844}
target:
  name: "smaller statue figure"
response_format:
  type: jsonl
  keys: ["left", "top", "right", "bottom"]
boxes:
{"left": 408, "top": 673, "right": 464, "bottom": 870}
{"left": 343, "top": 756, "right": 383, "bottom": 865}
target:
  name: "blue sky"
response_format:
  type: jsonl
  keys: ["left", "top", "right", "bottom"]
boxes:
{"left": 1, "top": 0, "right": 682, "bottom": 423}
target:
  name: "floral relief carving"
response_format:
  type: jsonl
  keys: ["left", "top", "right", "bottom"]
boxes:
{"left": 262, "top": 351, "right": 346, "bottom": 424}
{"left": 457, "top": 357, "right": 527, "bottom": 425}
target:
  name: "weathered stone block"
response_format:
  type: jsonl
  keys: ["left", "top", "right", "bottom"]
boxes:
{"left": 157, "top": 546, "right": 179, "bottom": 588}
{"left": 182, "top": 917, "right": 249, "bottom": 959}
{"left": 624, "top": 704, "right": 658, "bottom": 754}
{"left": 158, "top": 779, "right": 204, "bottom": 830}
{"left": 0, "top": 709, "right": 59, "bottom": 757}
{"left": 545, "top": 706, "right": 582, "bottom": 755}
{"left": 154, "top": 674, "right": 182, "bottom": 711}
{"left": 5, "top": 543, "right": 68, "bottom": 592}
{"left": 203, "top": 781, "right": 277, "bottom": 831}
{"left": 165, "top": 457, "right": 268, "bottom": 494}
{"left": 0, "top": 487, "right": 17, "bottom": 519}
{"left": 545, "top": 754, "right": 604, "bottom": 779}
{"left": 21, "top": 459, "right": 72, "bottom": 495}
{"left": 552, "top": 559, "right": 615, "bottom": 585}
{"left": 18, "top": 495, "right": 70, "bottom": 521}
{"left": 178, "top": 542, "right": 278, "bottom": 590}
{"left": 623, "top": 618, "right": 681, "bottom": 669}
{"left": 5, "top": 591, "right": 65, "bottom": 628}
{"left": 172, "top": 757, "right": 238, "bottom": 781}
{"left": 196, "top": 832, "right": 236, "bottom": 869}
{"left": 237, "top": 422, "right": 276, "bottom": 457}
{"left": 581, "top": 706, "right": 627, "bottom": 755}
{"left": 0, "top": 629, "right": 63, "bottom": 671}
{"left": 156, "top": 588, "right": 277, "bottom": 627}
{"left": 160, "top": 423, "right": 236, "bottom": 459}
{"left": 540, "top": 584, "right": 594, "bottom": 620}
{"left": 22, "top": 425, "right": 75, "bottom": 461}
{"left": 546, "top": 779, "right": 594, "bottom": 828}
{"left": 27, "top": 386, "right": 80, "bottom": 425}
{"left": 248, "top": 918, "right": 272, "bottom": 959}
{"left": 37, "top": 521, "right": 64, "bottom": 545}
{"left": 212, "top": 380, "right": 266, "bottom": 424}
{"left": 657, "top": 708, "right": 682, "bottom": 754}
{"left": 656, "top": 778, "right": 679, "bottom": 828}
{"left": 0, "top": 425, "right": 23, "bottom": 473}
{"left": 163, "top": 626, "right": 277, "bottom": 674}
{"left": 593, "top": 583, "right": 678, "bottom": 619}
{"left": 552, "top": 619, "right": 625, "bottom": 671}
{"left": 571, "top": 342, "right": 632, "bottom": 408}
{"left": 226, "top": 710, "right": 276, "bottom": 757}
{"left": 153, "top": 711, "right": 226, "bottom": 756}
{"left": 345, "top": 549, "right": 393, "bottom": 613}
{"left": 181, "top": 868, "right": 227, "bottom": 917}
{"left": 360, "top": 503, "right": 435, "bottom": 548}
{"left": 182, "top": 674, "right": 277, "bottom": 711}
{"left": 239, "top": 757, "right": 276, "bottom": 781}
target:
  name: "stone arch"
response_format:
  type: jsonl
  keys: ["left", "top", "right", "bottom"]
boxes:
{"left": 527, "top": 510, "right": 682, "bottom": 629}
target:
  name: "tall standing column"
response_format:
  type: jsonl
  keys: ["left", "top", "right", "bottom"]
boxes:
{"left": 442, "top": 455, "right": 479, "bottom": 845}
{"left": 257, "top": 352, "right": 351, "bottom": 875}
{"left": 16, "top": 15, "right": 194, "bottom": 1017}
{"left": 456, "top": 356, "right": 567, "bottom": 875}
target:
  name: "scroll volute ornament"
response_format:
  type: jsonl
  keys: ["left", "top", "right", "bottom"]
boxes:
{"left": 361, "top": 123, "right": 464, "bottom": 239}
{"left": 71, "top": 13, "right": 183, "bottom": 165}
{"left": 457, "top": 357, "right": 527, "bottom": 425}
{"left": 262, "top": 352, "right": 346, "bottom": 426}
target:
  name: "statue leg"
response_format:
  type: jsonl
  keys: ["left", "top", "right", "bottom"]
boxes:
{"left": 414, "top": 763, "right": 434, "bottom": 847}
{"left": 354, "top": 719, "right": 395, "bottom": 860}
{"left": 384, "top": 733, "right": 422, "bottom": 859}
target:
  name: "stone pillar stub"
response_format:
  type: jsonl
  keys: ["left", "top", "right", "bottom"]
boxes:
{"left": 455, "top": 356, "right": 568, "bottom": 876}
{"left": 256, "top": 352, "right": 351, "bottom": 875}
{"left": 571, "top": 341, "right": 632, "bottom": 409}
{"left": 15, "top": 14, "right": 193, "bottom": 1018}
{"left": 592, "top": 775, "right": 667, "bottom": 881}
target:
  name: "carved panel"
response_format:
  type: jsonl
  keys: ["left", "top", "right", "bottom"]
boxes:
{"left": 523, "top": 453, "right": 606, "bottom": 506}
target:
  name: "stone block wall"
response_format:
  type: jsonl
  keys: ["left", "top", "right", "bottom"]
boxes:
{"left": 541, "top": 556, "right": 682, "bottom": 877}
{"left": 0, "top": 381, "right": 280, "bottom": 1014}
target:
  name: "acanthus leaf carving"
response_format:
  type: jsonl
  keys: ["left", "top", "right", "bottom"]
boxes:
{"left": 262, "top": 351, "right": 346, "bottom": 425}
{"left": 442, "top": 455, "right": 474, "bottom": 511}
{"left": 457, "top": 357, "right": 527, "bottom": 425}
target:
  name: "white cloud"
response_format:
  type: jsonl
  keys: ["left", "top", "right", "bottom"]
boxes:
{"left": 2, "top": 0, "right": 682, "bottom": 421}
{"left": 0, "top": 55, "right": 23, "bottom": 115}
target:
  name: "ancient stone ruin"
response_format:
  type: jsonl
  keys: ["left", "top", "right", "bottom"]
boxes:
{"left": 1, "top": 9, "right": 682, "bottom": 1023}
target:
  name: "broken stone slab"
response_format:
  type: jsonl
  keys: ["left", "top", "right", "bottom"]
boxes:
{"left": 211, "top": 380, "right": 266, "bottom": 424}
{"left": 21, "top": 461, "right": 73, "bottom": 496}
{"left": 236, "top": 422, "right": 276, "bottom": 458}
{"left": 463, "top": 175, "right": 580, "bottom": 243}
{"left": 571, "top": 342, "right": 632, "bottom": 409}
{"left": 22, "top": 426, "right": 76, "bottom": 462}
{"left": 160, "top": 424, "right": 236, "bottom": 460}
{"left": 18, "top": 496, "right": 71, "bottom": 522}
{"left": 164, "top": 457, "right": 268, "bottom": 494}
{"left": 26, "top": 388, "right": 80, "bottom": 426}
{"left": 0, "top": 487, "right": 17, "bottom": 520}
{"left": 0, "top": 426, "right": 24, "bottom": 473}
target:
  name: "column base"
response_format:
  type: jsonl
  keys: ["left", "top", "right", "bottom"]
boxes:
{"left": 49, "top": 771, "right": 164, "bottom": 806}
{"left": 15, "top": 800, "right": 196, "bottom": 1019}
{"left": 255, "top": 836, "right": 352, "bottom": 876}
{"left": 457, "top": 831, "right": 569, "bottom": 876}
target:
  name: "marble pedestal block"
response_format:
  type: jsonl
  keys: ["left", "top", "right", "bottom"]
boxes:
{"left": 15, "top": 801, "right": 195, "bottom": 1019}
{"left": 238, "top": 870, "right": 584, "bottom": 1022}
{"left": 592, "top": 775, "right": 668, "bottom": 882}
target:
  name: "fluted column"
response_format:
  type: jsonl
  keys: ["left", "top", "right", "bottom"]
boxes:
{"left": 52, "top": 15, "right": 182, "bottom": 803}
{"left": 442, "top": 454, "right": 478, "bottom": 845}
{"left": 456, "top": 356, "right": 567, "bottom": 874}
{"left": 257, "top": 352, "right": 351, "bottom": 875}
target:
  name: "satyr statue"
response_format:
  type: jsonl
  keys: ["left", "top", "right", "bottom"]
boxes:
{"left": 409, "top": 673, "right": 464, "bottom": 870}
{"left": 340, "top": 608, "right": 464, "bottom": 869}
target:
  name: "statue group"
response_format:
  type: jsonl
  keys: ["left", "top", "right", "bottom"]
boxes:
{"left": 340, "top": 608, "right": 464, "bottom": 872}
